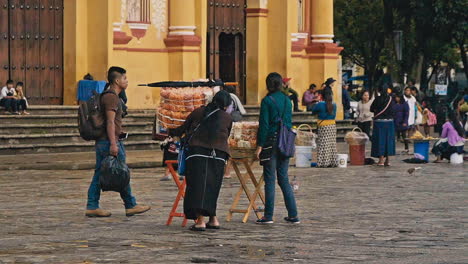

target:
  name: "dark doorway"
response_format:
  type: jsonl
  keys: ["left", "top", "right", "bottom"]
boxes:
{"left": 219, "top": 33, "right": 244, "bottom": 93}
{"left": 0, "top": 0, "right": 64, "bottom": 105}
{"left": 207, "top": 0, "right": 246, "bottom": 102}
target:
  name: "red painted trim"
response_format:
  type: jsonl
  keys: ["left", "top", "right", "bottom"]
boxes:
{"left": 291, "top": 38, "right": 306, "bottom": 52}
{"left": 167, "top": 48, "right": 200, "bottom": 53}
{"left": 113, "top": 47, "right": 201, "bottom": 53}
{"left": 113, "top": 31, "right": 133, "bottom": 45}
{"left": 291, "top": 54, "right": 339, "bottom": 59}
{"left": 164, "top": 35, "right": 202, "bottom": 47}
{"left": 130, "top": 28, "right": 148, "bottom": 40}
{"left": 245, "top": 8, "right": 268, "bottom": 14}
{"left": 291, "top": 54, "right": 306, "bottom": 58}
{"left": 306, "top": 42, "right": 343, "bottom": 55}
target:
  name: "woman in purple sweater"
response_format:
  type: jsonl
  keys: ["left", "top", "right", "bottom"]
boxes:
{"left": 432, "top": 111, "right": 465, "bottom": 162}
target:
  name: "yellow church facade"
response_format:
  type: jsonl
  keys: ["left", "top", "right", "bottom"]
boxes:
{"left": 62, "top": 0, "right": 343, "bottom": 116}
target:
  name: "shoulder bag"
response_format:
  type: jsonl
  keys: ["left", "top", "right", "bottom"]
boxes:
{"left": 268, "top": 95, "right": 296, "bottom": 158}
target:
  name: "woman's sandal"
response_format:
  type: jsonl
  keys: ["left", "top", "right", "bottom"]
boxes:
{"left": 189, "top": 224, "right": 206, "bottom": 232}
{"left": 206, "top": 223, "right": 221, "bottom": 229}
{"left": 377, "top": 163, "right": 385, "bottom": 167}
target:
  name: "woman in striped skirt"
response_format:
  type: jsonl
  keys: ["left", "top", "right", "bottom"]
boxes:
{"left": 312, "top": 88, "right": 338, "bottom": 167}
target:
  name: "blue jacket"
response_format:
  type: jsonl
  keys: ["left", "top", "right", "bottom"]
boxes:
{"left": 312, "top": 102, "right": 337, "bottom": 120}
{"left": 257, "top": 91, "right": 292, "bottom": 147}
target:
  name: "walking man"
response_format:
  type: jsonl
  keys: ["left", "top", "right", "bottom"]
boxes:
{"left": 85, "top": 66, "right": 150, "bottom": 217}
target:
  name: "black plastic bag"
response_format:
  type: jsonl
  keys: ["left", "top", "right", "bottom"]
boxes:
{"left": 100, "top": 156, "right": 130, "bottom": 192}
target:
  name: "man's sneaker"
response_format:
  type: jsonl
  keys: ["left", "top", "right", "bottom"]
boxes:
{"left": 284, "top": 217, "right": 300, "bottom": 224}
{"left": 85, "top": 208, "right": 112, "bottom": 217}
{"left": 125, "top": 204, "right": 151, "bottom": 216}
{"left": 256, "top": 217, "right": 274, "bottom": 224}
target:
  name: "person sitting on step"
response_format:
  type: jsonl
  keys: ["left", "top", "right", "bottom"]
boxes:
{"left": 0, "top": 80, "right": 19, "bottom": 115}
{"left": 15, "top": 82, "right": 30, "bottom": 115}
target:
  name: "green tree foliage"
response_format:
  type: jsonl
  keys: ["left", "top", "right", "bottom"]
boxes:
{"left": 335, "top": 0, "right": 467, "bottom": 90}
{"left": 334, "top": 0, "right": 386, "bottom": 90}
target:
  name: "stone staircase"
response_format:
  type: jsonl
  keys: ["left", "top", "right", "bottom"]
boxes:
{"left": 0, "top": 105, "right": 356, "bottom": 155}
{"left": 0, "top": 106, "right": 157, "bottom": 155}
{"left": 243, "top": 106, "right": 356, "bottom": 140}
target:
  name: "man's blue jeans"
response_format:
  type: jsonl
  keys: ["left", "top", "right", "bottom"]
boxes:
{"left": 87, "top": 140, "right": 137, "bottom": 210}
{"left": 263, "top": 149, "right": 298, "bottom": 220}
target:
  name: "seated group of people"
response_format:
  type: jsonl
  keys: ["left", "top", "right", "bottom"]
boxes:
{"left": 0, "top": 80, "right": 29, "bottom": 115}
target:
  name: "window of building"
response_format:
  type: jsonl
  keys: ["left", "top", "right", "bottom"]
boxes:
{"left": 297, "top": 0, "right": 310, "bottom": 33}
{"left": 298, "top": 0, "right": 304, "bottom": 32}
{"left": 127, "top": 0, "right": 151, "bottom": 23}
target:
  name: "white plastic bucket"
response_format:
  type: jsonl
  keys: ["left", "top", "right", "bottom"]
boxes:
{"left": 295, "top": 146, "right": 312, "bottom": 168}
{"left": 450, "top": 153, "right": 463, "bottom": 164}
{"left": 337, "top": 154, "right": 348, "bottom": 168}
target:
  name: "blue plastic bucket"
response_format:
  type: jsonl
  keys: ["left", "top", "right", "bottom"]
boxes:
{"left": 414, "top": 141, "right": 429, "bottom": 161}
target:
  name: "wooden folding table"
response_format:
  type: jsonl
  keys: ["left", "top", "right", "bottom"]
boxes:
{"left": 226, "top": 148, "right": 265, "bottom": 223}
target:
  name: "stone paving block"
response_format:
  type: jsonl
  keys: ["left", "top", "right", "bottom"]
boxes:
{"left": 0, "top": 144, "right": 466, "bottom": 263}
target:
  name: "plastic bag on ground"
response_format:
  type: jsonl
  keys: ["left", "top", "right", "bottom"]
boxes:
{"left": 345, "top": 127, "right": 369, "bottom": 145}
{"left": 100, "top": 156, "right": 130, "bottom": 192}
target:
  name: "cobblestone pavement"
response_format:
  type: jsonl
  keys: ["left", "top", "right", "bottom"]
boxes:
{"left": 0, "top": 145, "right": 466, "bottom": 263}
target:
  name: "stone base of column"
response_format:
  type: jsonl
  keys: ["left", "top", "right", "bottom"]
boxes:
{"left": 306, "top": 42, "right": 343, "bottom": 58}
{"left": 164, "top": 35, "right": 202, "bottom": 48}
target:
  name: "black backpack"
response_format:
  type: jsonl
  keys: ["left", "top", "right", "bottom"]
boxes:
{"left": 78, "top": 90, "right": 116, "bottom": 141}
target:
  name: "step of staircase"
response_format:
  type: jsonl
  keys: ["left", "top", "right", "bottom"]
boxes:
{"left": 0, "top": 122, "right": 153, "bottom": 134}
{"left": 0, "top": 140, "right": 160, "bottom": 155}
{"left": 0, "top": 131, "right": 153, "bottom": 145}
{"left": 0, "top": 113, "right": 154, "bottom": 124}
{"left": 21, "top": 105, "right": 155, "bottom": 115}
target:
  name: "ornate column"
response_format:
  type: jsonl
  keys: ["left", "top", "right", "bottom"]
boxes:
{"left": 164, "top": 0, "right": 201, "bottom": 48}
{"left": 164, "top": 0, "right": 202, "bottom": 80}
{"left": 306, "top": 0, "right": 344, "bottom": 119}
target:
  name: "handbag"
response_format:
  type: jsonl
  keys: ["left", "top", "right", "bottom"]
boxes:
{"left": 268, "top": 95, "right": 296, "bottom": 158}
{"left": 177, "top": 109, "right": 220, "bottom": 176}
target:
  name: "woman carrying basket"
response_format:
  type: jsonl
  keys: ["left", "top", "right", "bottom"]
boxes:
{"left": 169, "top": 91, "right": 233, "bottom": 231}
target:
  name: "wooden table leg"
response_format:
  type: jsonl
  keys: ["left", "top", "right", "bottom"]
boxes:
{"left": 165, "top": 161, "right": 189, "bottom": 227}
{"left": 227, "top": 160, "right": 246, "bottom": 222}
{"left": 227, "top": 157, "right": 265, "bottom": 223}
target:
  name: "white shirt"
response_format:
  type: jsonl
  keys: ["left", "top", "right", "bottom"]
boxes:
{"left": 230, "top": 93, "right": 247, "bottom": 115}
{"left": 404, "top": 95, "right": 416, "bottom": 126}
{"left": 356, "top": 97, "right": 374, "bottom": 123}
{"left": 0, "top": 86, "right": 16, "bottom": 100}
